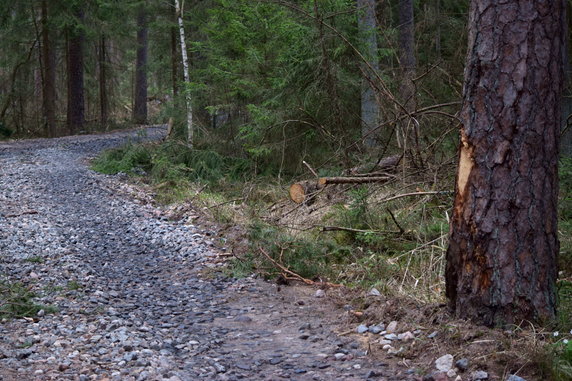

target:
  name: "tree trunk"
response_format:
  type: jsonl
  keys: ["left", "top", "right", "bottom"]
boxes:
{"left": 174, "top": 0, "right": 193, "bottom": 148}
{"left": 446, "top": 0, "right": 564, "bottom": 326}
{"left": 99, "top": 34, "right": 109, "bottom": 129}
{"left": 357, "top": 0, "right": 380, "bottom": 148}
{"left": 398, "top": 0, "right": 421, "bottom": 166}
{"left": 66, "top": 8, "right": 85, "bottom": 135}
{"left": 133, "top": 6, "right": 148, "bottom": 125}
{"left": 171, "top": 6, "right": 179, "bottom": 98}
{"left": 41, "top": 0, "right": 57, "bottom": 137}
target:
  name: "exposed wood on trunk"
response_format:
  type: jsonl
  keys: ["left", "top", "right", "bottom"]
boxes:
{"left": 174, "top": 0, "right": 194, "bottom": 148}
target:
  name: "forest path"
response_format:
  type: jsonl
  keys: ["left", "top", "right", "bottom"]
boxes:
{"left": 0, "top": 127, "right": 409, "bottom": 381}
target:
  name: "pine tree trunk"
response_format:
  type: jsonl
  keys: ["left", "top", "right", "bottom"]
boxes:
{"left": 99, "top": 34, "right": 109, "bottom": 129}
{"left": 41, "top": 0, "right": 56, "bottom": 137}
{"left": 133, "top": 7, "right": 148, "bottom": 125}
{"left": 66, "top": 8, "right": 85, "bottom": 135}
{"left": 174, "top": 0, "right": 193, "bottom": 148}
{"left": 446, "top": 0, "right": 564, "bottom": 326}
{"left": 357, "top": 0, "right": 380, "bottom": 148}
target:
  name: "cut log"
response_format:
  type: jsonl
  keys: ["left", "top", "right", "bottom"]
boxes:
{"left": 318, "top": 176, "right": 391, "bottom": 186}
{"left": 289, "top": 181, "right": 322, "bottom": 204}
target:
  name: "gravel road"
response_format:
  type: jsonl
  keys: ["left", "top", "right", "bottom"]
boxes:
{"left": 0, "top": 127, "right": 409, "bottom": 381}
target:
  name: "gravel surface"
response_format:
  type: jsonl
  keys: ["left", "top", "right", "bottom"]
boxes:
{"left": 0, "top": 127, "right": 411, "bottom": 381}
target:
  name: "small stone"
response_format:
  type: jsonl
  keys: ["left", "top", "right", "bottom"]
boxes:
{"left": 369, "top": 325, "right": 382, "bottom": 334}
{"left": 423, "top": 372, "right": 449, "bottom": 381}
{"left": 435, "top": 354, "right": 454, "bottom": 372}
{"left": 386, "top": 321, "right": 398, "bottom": 333}
{"left": 234, "top": 315, "right": 252, "bottom": 323}
{"left": 384, "top": 333, "right": 398, "bottom": 340}
{"left": 269, "top": 357, "right": 282, "bottom": 365}
{"left": 398, "top": 331, "right": 415, "bottom": 341}
{"left": 357, "top": 324, "right": 369, "bottom": 334}
{"left": 379, "top": 339, "right": 392, "bottom": 345}
{"left": 37, "top": 309, "right": 45, "bottom": 317}
{"left": 314, "top": 289, "right": 326, "bottom": 298}
{"left": 427, "top": 331, "right": 438, "bottom": 339}
{"left": 334, "top": 353, "right": 346, "bottom": 360}
{"left": 387, "top": 346, "right": 404, "bottom": 355}
{"left": 366, "top": 370, "right": 383, "bottom": 378}
{"left": 447, "top": 369, "right": 457, "bottom": 377}
{"left": 235, "top": 362, "right": 251, "bottom": 371}
{"left": 506, "top": 375, "right": 527, "bottom": 381}
{"left": 471, "top": 370, "right": 488, "bottom": 380}
{"left": 455, "top": 358, "right": 469, "bottom": 372}
{"left": 368, "top": 288, "right": 381, "bottom": 296}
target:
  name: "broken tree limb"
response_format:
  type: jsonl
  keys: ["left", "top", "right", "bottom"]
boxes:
{"left": 302, "top": 160, "right": 319, "bottom": 178}
{"left": 259, "top": 247, "right": 342, "bottom": 287}
{"left": 289, "top": 180, "right": 323, "bottom": 204}
{"left": 317, "top": 176, "right": 391, "bottom": 186}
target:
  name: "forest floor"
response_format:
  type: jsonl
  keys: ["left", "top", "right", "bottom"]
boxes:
{"left": 0, "top": 127, "right": 548, "bottom": 381}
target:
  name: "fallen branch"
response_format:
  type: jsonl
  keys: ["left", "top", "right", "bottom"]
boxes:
{"left": 258, "top": 247, "right": 341, "bottom": 287}
{"left": 379, "top": 191, "right": 449, "bottom": 203}
{"left": 302, "top": 160, "right": 319, "bottom": 178}
{"left": 321, "top": 226, "right": 398, "bottom": 234}
{"left": 318, "top": 176, "right": 391, "bottom": 186}
{"left": 4, "top": 210, "right": 38, "bottom": 218}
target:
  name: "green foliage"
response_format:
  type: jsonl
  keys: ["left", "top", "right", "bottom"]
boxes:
{"left": 93, "top": 141, "right": 255, "bottom": 187}
{"left": 91, "top": 142, "right": 152, "bottom": 174}
{"left": 248, "top": 222, "right": 351, "bottom": 280}
{"left": 0, "top": 281, "right": 57, "bottom": 319}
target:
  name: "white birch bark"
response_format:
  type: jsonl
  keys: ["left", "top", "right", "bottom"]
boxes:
{"left": 174, "top": 0, "right": 193, "bottom": 148}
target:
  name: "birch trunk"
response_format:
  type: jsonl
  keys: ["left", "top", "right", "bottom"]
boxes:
{"left": 174, "top": 0, "right": 193, "bottom": 148}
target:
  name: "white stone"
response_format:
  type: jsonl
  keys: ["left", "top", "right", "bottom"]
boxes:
{"left": 435, "top": 354, "right": 454, "bottom": 372}
{"left": 386, "top": 321, "right": 398, "bottom": 333}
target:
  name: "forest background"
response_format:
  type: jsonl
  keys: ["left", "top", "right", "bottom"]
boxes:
{"left": 1, "top": 0, "right": 572, "bottom": 379}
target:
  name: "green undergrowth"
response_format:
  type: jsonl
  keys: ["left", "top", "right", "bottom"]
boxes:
{"left": 91, "top": 140, "right": 256, "bottom": 201}
{"left": 0, "top": 281, "right": 57, "bottom": 319}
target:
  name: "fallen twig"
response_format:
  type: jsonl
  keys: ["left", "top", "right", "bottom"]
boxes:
{"left": 258, "top": 247, "right": 341, "bottom": 287}
{"left": 4, "top": 210, "right": 38, "bottom": 218}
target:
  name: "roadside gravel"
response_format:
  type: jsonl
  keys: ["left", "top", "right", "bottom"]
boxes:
{"left": 0, "top": 127, "right": 408, "bottom": 381}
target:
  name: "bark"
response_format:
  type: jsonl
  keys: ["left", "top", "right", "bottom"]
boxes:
{"left": 357, "top": 0, "right": 380, "bottom": 148}
{"left": 41, "top": 0, "right": 57, "bottom": 137}
{"left": 174, "top": 0, "right": 193, "bottom": 147}
{"left": 133, "top": 7, "right": 148, "bottom": 125}
{"left": 398, "top": 0, "right": 421, "bottom": 166}
{"left": 171, "top": 6, "right": 179, "bottom": 98}
{"left": 99, "top": 34, "right": 109, "bottom": 128}
{"left": 446, "top": 0, "right": 564, "bottom": 326}
{"left": 66, "top": 8, "right": 85, "bottom": 134}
